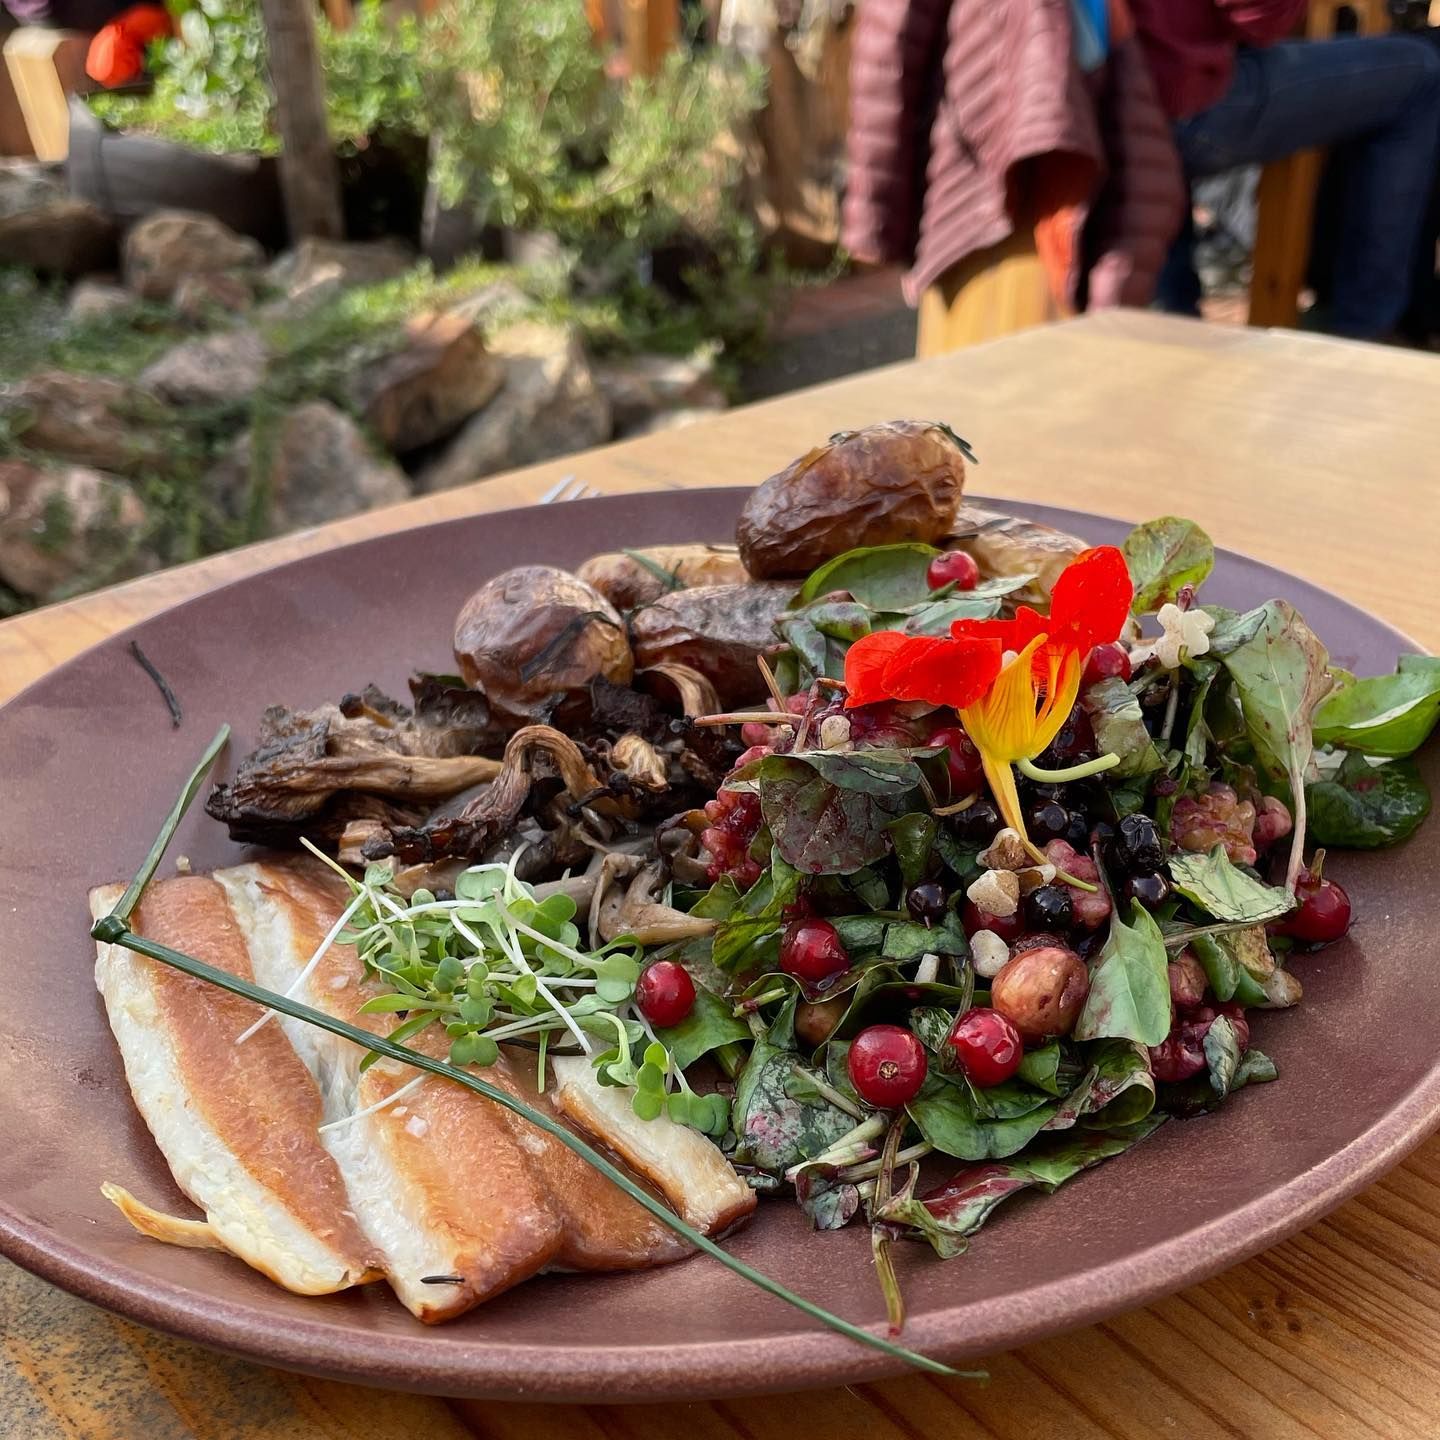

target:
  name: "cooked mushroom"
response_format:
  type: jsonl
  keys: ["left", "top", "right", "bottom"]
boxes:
{"left": 629, "top": 582, "right": 795, "bottom": 708}
{"left": 205, "top": 688, "right": 506, "bottom": 847}
{"left": 369, "top": 725, "right": 606, "bottom": 864}
{"left": 596, "top": 860, "right": 717, "bottom": 945}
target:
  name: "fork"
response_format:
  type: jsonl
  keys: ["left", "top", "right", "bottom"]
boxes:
{"left": 538, "top": 475, "right": 602, "bottom": 504}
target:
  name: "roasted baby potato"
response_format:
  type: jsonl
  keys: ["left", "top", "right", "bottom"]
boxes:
{"left": 454, "top": 566, "right": 633, "bottom": 723}
{"left": 629, "top": 582, "right": 795, "bottom": 707}
{"left": 735, "top": 420, "right": 969, "bottom": 579}
{"left": 577, "top": 544, "right": 751, "bottom": 611}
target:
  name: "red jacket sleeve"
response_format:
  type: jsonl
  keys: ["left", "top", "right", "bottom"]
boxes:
{"left": 842, "top": 0, "right": 955, "bottom": 265}
{"left": 1213, "top": 0, "right": 1307, "bottom": 45}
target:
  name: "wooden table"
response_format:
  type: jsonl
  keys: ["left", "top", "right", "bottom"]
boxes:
{"left": 4, "top": 312, "right": 1440, "bottom": 1439}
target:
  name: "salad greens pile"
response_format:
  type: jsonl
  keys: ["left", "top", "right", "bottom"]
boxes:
{"left": 289, "top": 514, "right": 1440, "bottom": 1326}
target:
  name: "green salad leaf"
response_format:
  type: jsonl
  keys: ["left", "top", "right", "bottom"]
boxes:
{"left": 1308, "top": 752, "right": 1431, "bottom": 849}
{"left": 731, "top": 1040, "right": 857, "bottom": 1175}
{"left": 1122, "top": 517, "right": 1215, "bottom": 613}
{"left": 1312, "top": 655, "right": 1440, "bottom": 758}
{"left": 1186, "top": 931, "right": 1270, "bottom": 1006}
{"left": 1203, "top": 1015, "right": 1242, "bottom": 1099}
{"left": 1045, "top": 1040, "right": 1156, "bottom": 1130}
{"left": 1218, "top": 600, "right": 1334, "bottom": 889}
{"left": 1082, "top": 675, "right": 1167, "bottom": 778}
{"left": 1168, "top": 846, "right": 1294, "bottom": 923}
{"left": 1074, "top": 902, "right": 1172, "bottom": 1047}
{"left": 877, "top": 1119, "right": 1166, "bottom": 1259}
{"left": 1016, "top": 1041, "right": 1066, "bottom": 1095}
{"left": 794, "top": 542, "right": 941, "bottom": 609}
{"left": 886, "top": 812, "right": 938, "bottom": 890}
{"left": 656, "top": 985, "right": 752, "bottom": 1070}
{"left": 907, "top": 1079, "right": 1060, "bottom": 1161}
{"left": 756, "top": 749, "right": 925, "bottom": 875}
{"left": 707, "top": 852, "right": 802, "bottom": 976}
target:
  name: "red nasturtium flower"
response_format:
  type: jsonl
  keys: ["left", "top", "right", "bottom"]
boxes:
{"left": 844, "top": 546, "right": 1133, "bottom": 841}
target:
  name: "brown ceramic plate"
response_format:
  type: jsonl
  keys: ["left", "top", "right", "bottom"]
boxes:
{"left": 2, "top": 489, "right": 1437, "bottom": 1402}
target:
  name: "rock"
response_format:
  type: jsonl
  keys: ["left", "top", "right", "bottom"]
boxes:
{"left": 209, "top": 402, "right": 410, "bottom": 533}
{"left": 0, "top": 161, "right": 117, "bottom": 278}
{"left": 594, "top": 351, "right": 727, "bottom": 432}
{"left": 122, "top": 210, "right": 263, "bottom": 302}
{"left": 0, "top": 459, "right": 146, "bottom": 598}
{"left": 349, "top": 306, "right": 504, "bottom": 453}
{"left": 173, "top": 270, "right": 256, "bottom": 322}
{"left": 621, "top": 405, "right": 726, "bottom": 438}
{"left": 418, "top": 322, "right": 612, "bottom": 492}
{"left": 266, "top": 237, "right": 413, "bottom": 304}
{"left": 141, "top": 328, "right": 267, "bottom": 407}
{"left": 67, "top": 281, "right": 134, "bottom": 323}
{"left": 0, "top": 371, "right": 169, "bottom": 475}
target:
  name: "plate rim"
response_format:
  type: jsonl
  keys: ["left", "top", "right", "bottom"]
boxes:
{"left": 2, "top": 487, "right": 1436, "bottom": 1400}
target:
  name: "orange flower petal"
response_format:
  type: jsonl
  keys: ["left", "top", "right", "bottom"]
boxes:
{"left": 843, "top": 631, "right": 913, "bottom": 708}
{"left": 881, "top": 634, "right": 1003, "bottom": 711}
{"left": 1048, "top": 545, "right": 1133, "bottom": 655}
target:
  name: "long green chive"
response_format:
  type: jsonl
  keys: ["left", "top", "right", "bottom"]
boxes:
{"left": 105, "top": 724, "right": 230, "bottom": 928}
{"left": 91, "top": 727, "right": 974, "bottom": 1380}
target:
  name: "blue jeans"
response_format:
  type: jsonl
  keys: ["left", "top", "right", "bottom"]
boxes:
{"left": 1156, "top": 36, "right": 1440, "bottom": 338}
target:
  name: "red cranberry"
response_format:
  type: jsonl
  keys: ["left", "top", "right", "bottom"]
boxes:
{"left": 926, "top": 550, "right": 980, "bottom": 592}
{"left": 780, "top": 918, "right": 851, "bottom": 985}
{"left": 962, "top": 901, "right": 1025, "bottom": 944}
{"left": 928, "top": 725, "right": 985, "bottom": 798}
{"left": 1273, "top": 871, "right": 1351, "bottom": 945}
{"left": 634, "top": 961, "right": 696, "bottom": 1028}
{"left": 847, "top": 1025, "right": 929, "bottom": 1108}
{"left": 943, "top": 1007, "right": 1023, "bottom": 1087}
{"left": 1083, "top": 642, "right": 1132, "bottom": 687}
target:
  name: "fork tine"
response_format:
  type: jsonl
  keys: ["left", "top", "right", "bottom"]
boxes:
{"left": 537, "top": 475, "right": 574, "bottom": 504}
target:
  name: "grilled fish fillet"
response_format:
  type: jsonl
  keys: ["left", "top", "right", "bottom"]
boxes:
{"left": 90, "top": 878, "right": 379, "bottom": 1295}
{"left": 218, "top": 857, "right": 711, "bottom": 1319}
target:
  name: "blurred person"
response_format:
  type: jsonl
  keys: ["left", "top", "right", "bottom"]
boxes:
{"left": 1131, "top": 0, "right": 1440, "bottom": 338}
{"left": 843, "top": 0, "right": 1184, "bottom": 354}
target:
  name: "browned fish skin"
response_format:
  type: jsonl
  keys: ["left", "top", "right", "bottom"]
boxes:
{"left": 95, "top": 876, "right": 379, "bottom": 1292}
{"left": 241, "top": 858, "right": 567, "bottom": 1321}
{"left": 493, "top": 1054, "right": 693, "bottom": 1271}
{"left": 258, "top": 858, "right": 699, "bottom": 1274}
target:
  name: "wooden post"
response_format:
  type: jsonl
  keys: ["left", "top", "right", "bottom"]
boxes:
{"left": 257, "top": 0, "right": 344, "bottom": 240}
{"left": 2, "top": 28, "right": 91, "bottom": 162}
{"left": 622, "top": 0, "right": 678, "bottom": 77}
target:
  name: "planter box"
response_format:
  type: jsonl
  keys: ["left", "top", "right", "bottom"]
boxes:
{"left": 66, "top": 98, "right": 287, "bottom": 247}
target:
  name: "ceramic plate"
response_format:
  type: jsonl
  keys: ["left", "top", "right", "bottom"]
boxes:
{"left": 2, "top": 489, "right": 1436, "bottom": 1401}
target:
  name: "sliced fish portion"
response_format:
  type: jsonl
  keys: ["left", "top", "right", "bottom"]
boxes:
{"left": 90, "top": 877, "right": 379, "bottom": 1296}
{"left": 217, "top": 857, "right": 564, "bottom": 1321}
{"left": 550, "top": 1057, "right": 757, "bottom": 1235}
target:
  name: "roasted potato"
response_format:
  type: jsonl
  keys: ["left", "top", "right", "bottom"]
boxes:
{"left": 454, "top": 566, "right": 633, "bottom": 723}
{"left": 947, "top": 503, "right": 1088, "bottom": 605}
{"left": 735, "top": 421, "right": 969, "bottom": 579}
{"left": 629, "top": 582, "right": 795, "bottom": 707}
{"left": 577, "top": 544, "right": 751, "bottom": 611}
